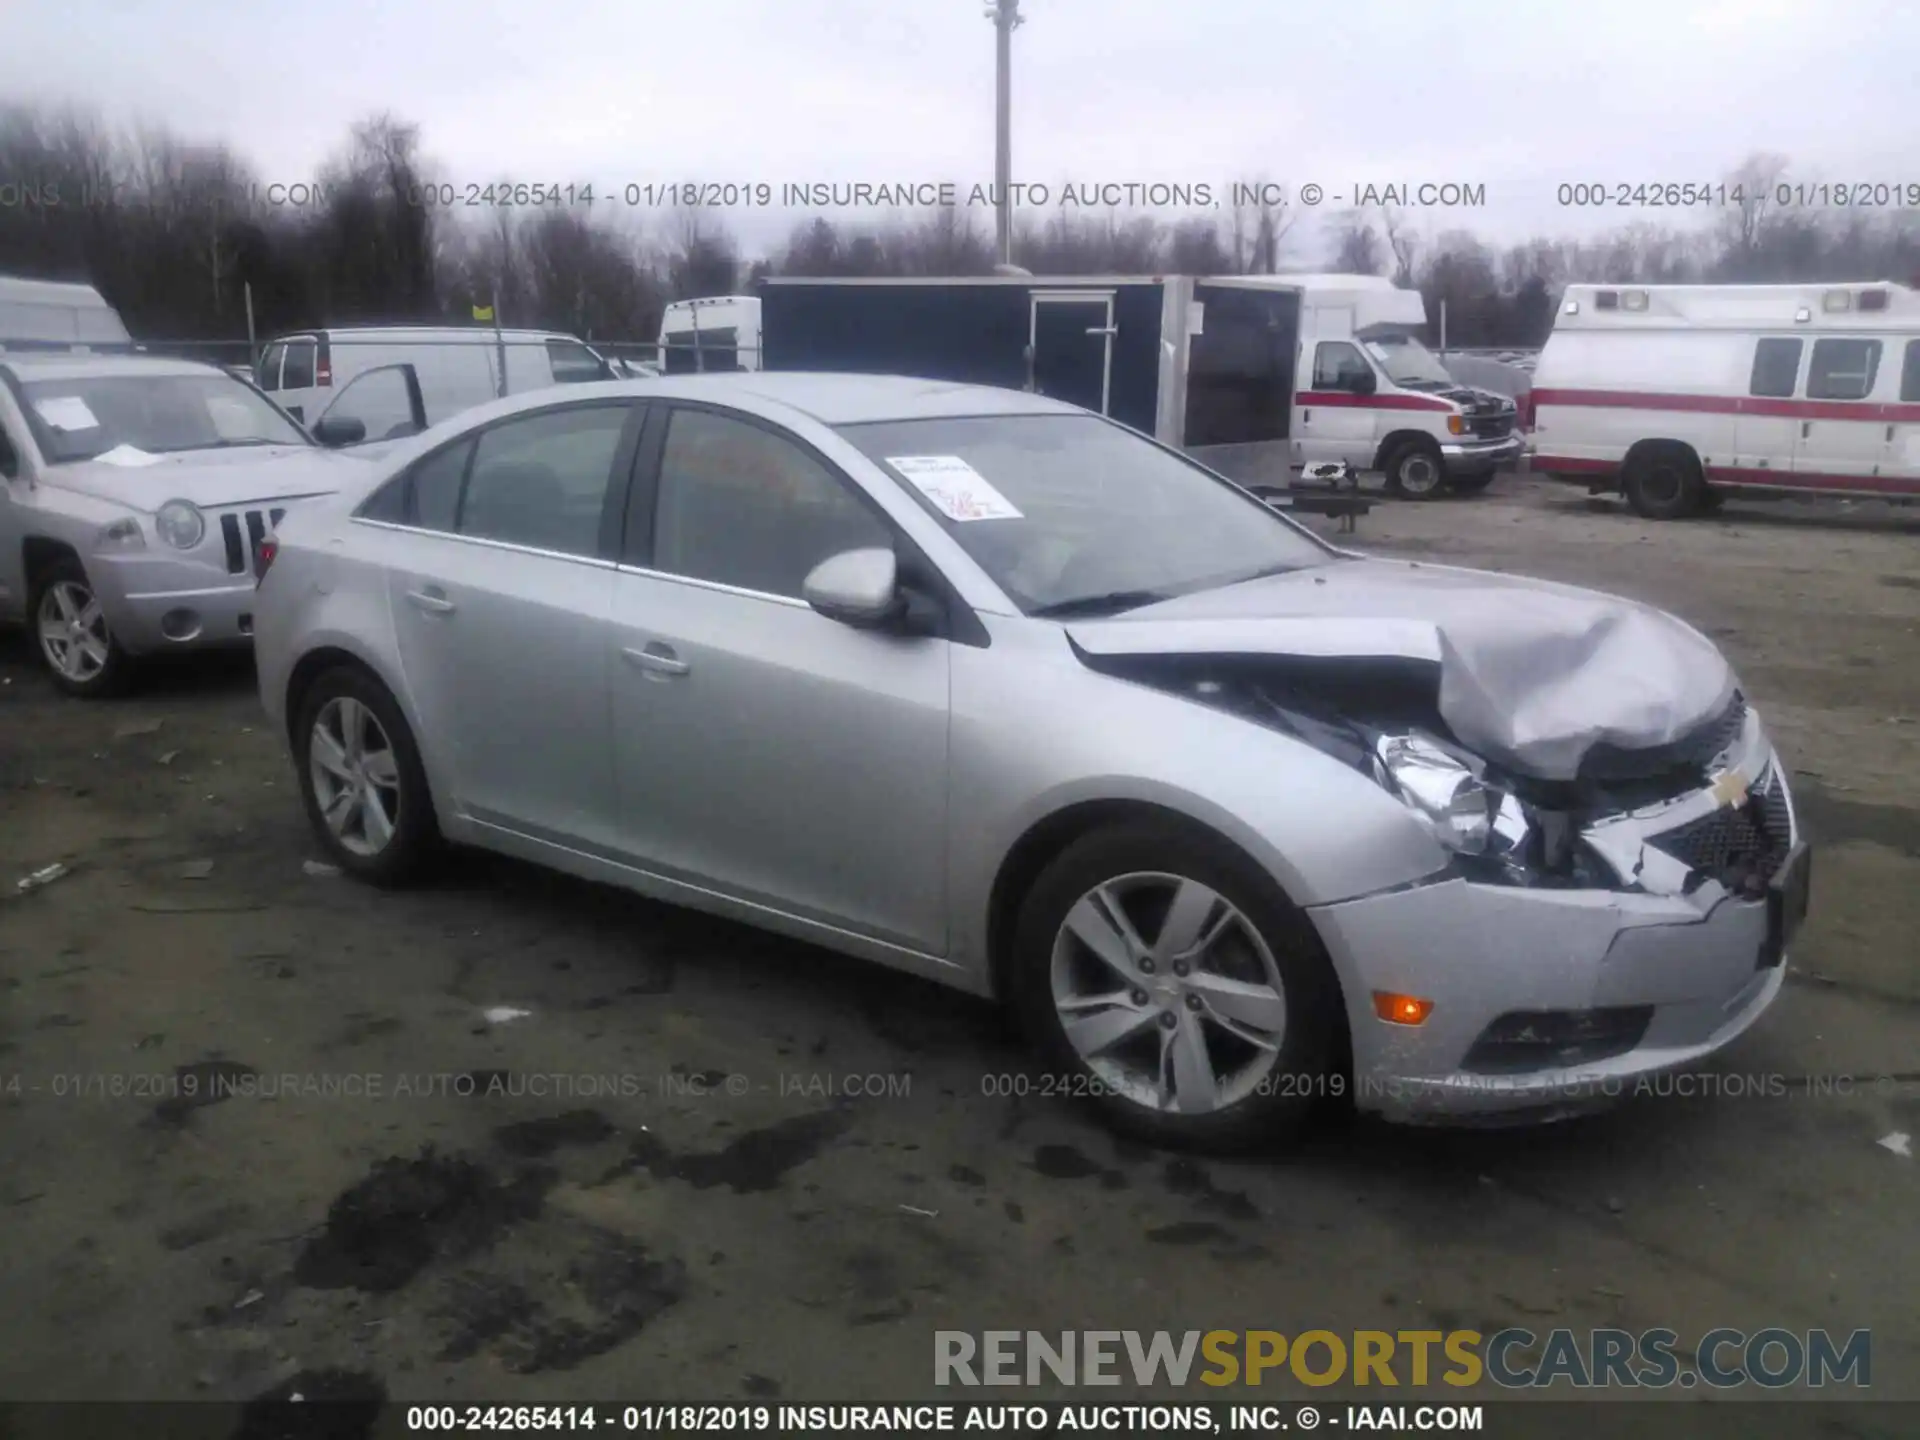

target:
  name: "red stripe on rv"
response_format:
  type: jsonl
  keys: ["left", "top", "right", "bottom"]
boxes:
{"left": 1531, "top": 387, "right": 1920, "bottom": 423}
{"left": 1530, "top": 454, "right": 1920, "bottom": 495}
{"left": 1295, "top": 390, "right": 1455, "bottom": 412}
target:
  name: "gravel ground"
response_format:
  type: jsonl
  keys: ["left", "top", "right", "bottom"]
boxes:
{"left": 1, "top": 475, "right": 1915, "bottom": 1418}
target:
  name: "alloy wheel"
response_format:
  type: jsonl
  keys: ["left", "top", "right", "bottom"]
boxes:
{"left": 37, "top": 580, "right": 111, "bottom": 684}
{"left": 1049, "top": 871, "right": 1289, "bottom": 1114}
{"left": 308, "top": 696, "right": 403, "bottom": 857}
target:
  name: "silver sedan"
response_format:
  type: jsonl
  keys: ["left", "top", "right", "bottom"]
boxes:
{"left": 253, "top": 374, "right": 1811, "bottom": 1149}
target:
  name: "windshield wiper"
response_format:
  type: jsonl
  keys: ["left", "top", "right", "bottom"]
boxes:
{"left": 1030, "top": 589, "right": 1172, "bottom": 619}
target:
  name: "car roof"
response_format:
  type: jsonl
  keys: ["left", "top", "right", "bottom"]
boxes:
{"left": 634, "top": 372, "right": 1082, "bottom": 424}
{"left": 0, "top": 353, "right": 226, "bottom": 382}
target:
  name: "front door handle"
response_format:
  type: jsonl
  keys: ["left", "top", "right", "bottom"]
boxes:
{"left": 1302, "top": 409, "right": 1312, "bottom": 423}
{"left": 1801, "top": 421, "right": 1812, "bottom": 439}
{"left": 622, "top": 643, "right": 690, "bottom": 678}
{"left": 405, "top": 588, "right": 456, "bottom": 615}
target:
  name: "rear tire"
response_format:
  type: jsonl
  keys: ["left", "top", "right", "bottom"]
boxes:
{"left": 31, "top": 559, "right": 133, "bottom": 699}
{"left": 293, "top": 665, "right": 440, "bottom": 886}
{"left": 1382, "top": 440, "right": 1447, "bottom": 501}
{"left": 1623, "top": 446, "right": 1705, "bottom": 520}
{"left": 1007, "top": 819, "right": 1344, "bottom": 1153}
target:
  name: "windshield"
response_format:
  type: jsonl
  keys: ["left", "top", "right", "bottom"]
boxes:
{"left": 1360, "top": 329, "right": 1455, "bottom": 388}
{"left": 836, "top": 414, "right": 1336, "bottom": 617}
{"left": 19, "top": 372, "right": 311, "bottom": 464}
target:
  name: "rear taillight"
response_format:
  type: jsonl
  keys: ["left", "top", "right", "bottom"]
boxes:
{"left": 254, "top": 538, "right": 278, "bottom": 584}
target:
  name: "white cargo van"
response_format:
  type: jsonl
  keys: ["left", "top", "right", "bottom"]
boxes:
{"left": 658, "top": 296, "right": 761, "bottom": 373}
{"left": 1528, "top": 281, "right": 1920, "bottom": 517}
{"left": 0, "top": 276, "right": 133, "bottom": 353}
{"left": 255, "top": 326, "right": 613, "bottom": 429}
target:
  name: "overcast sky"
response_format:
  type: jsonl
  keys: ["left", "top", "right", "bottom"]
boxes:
{"left": 4, "top": 0, "right": 1915, "bottom": 261}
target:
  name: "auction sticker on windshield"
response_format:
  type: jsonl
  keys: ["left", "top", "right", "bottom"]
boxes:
{"left": 32, "top": 396, "right": 100, "bottom": 432}
{"left": 886, "top": 455, "right": 1023, "bottom": 522}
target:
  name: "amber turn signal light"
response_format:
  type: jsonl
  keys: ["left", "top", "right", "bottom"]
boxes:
{"left": 1372, "top": 991, "right": 1435, "bottom": 1026}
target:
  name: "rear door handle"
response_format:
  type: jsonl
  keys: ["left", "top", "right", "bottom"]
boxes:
{"left": 622, "top": 643, "right": 690, "bottom": 678}
{"left": 405, "top": 588, "right": 456, "bottom": 615}
{"left": 1801, "top": 421, "right": 1812, "bottom": 439}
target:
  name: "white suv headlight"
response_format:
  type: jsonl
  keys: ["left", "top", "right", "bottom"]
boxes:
{"left": 155, "top": 499, "right": 206, "bottom": 550}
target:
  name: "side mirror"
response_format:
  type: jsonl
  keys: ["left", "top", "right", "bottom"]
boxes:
{"left": 1348, "top": 367, "right": 1377, "bottom": 396}
{"left": 311, "top": 415, "right": 367, "bottom": 448}
{"left": 803, "top": 547, "right": 903, "bottom": 628}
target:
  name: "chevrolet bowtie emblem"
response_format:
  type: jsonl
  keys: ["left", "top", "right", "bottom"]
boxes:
{"left": 1711, "top": 769, "right": 1751, "bottom": 809}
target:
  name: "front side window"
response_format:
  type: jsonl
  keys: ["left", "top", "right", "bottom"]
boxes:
{"left": 1749, "top": 338, "right": 1802, "bottom": 398}
{"left": 1312, "top": 341, "right": 1373, "bottom": 392}
{"left": 547, "top": 339, "right": 611, "bottom": 384}
{"left": 457, "top": 404, "right": 628, "bottom": 557}
{"left": 836, "top": 413, "right": 1333, "bottom": 616}
{"left": 651, "top": 407, "right": 890, "bottom": 598}
{"left": 257, "top": 342, "right": 286, "bottom": 391}
{"left": 19, "top": 373, "right": 311, "bottom": 462}
{"left": 1806, "top": 338, "right": 1881, "bottom": 401}
{"left": 1898, "top": 339, "right": 1920, "bottom": 403}
{"left": 319, "top": 365, "right": 422, "bottom": 443}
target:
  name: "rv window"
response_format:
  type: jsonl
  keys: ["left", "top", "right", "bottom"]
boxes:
{"left": 652, "top": 407, "right": 890, "bottom": 598}
{"left": 1748, "top": 338, "right": 1802, "bottom": 398}
{"left": 1901, "top": 340, "right": 1920, "bottom": 403}
{"left": 548, "top": 339, "right": 611, "bottom": 384}
{"left": 283, "top": 339, "right": 317, "bottom": 390}
{"left": 1311, "top": 342, "right": 1373, "bottom": 393}
{"left": 1805, "top": 338, "right": 1881, "bottom": 401}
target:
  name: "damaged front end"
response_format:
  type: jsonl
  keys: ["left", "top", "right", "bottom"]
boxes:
{"left": 1075, "top": 649, "right": 1798, "bottom": 909}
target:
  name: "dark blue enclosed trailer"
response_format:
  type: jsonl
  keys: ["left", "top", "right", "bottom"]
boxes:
{"left": 759, "top": 275, "right": 1196, "bottom": 443}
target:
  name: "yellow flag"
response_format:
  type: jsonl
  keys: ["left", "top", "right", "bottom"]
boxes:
{"left": 471, "top": 304, "right": 495, "bottom": 322}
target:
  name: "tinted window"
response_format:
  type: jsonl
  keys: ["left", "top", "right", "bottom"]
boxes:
{"left": 547, "top": 339, "right": 610, "bottom": 384}
{"left": 412, "top": 438, "right": 473, "bottom": 530}
{"left": 1806, "top": 338, "right": 1880, "bottom": 401}
{"left": 1312, "top": 341, "right": 1371, "bottom": 391}
{"left": 257, "top": 342, "right": 285, "bottom": 391}
{"left": 652, "top": 407, "right": 890, "bottom": 598}
{"left": 835, "top": 413, "right": 1330, "bottom": 616}
{"left": 321, "top": 365, "right": 421, "bottom": 443}
{"left": 283, "top": 339, "right": 316, "bottom": 389}
{"left": 0, "top": 423, "right": 19, "bottom": 478}
{"left": 1902, "top": 340, "right": 1920, "bottom": 403}
{"left": 1749, "top": 338, "right": 1801, "bottom": 398}
{"left": 458, "top": 405, "right": 627, "bottom": 557}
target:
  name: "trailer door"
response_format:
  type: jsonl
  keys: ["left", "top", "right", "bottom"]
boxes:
{"left": 1029, "top": 291, "right": 1115, "bottom": 414}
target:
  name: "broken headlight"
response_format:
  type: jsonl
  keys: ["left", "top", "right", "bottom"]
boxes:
{"left": 1374, "top": 733, "right": 1583, "bottom": 885}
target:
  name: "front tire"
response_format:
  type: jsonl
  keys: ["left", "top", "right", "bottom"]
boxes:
{"left": 1008, "top": 820, "right": 1344, "bottom": 1152}
{"left": 32, "top": 559, "right": 132, "bottom": 698}
{"left": 1623, "top": 446, "right": 1705, "bottom": 520}
{"left": 294, "top": 666, "right": 440, "bottom": 885}
{"left": 1382, "top": 440, "right": 1447, "bottom": 500}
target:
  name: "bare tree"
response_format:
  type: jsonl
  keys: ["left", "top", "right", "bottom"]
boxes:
{"left": 1329, "top": 210, "right": 1384, "bottom": 275}
{"left": 1377, "top": 205, "right": 1419, "bottom": 287}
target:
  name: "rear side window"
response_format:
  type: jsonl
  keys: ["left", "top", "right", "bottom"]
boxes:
{"left": 1748, "top": 338, "right": 1801, "bottom": 398}
{"left": 546, "top": 339, "right": 609, "bottom": 384}
{"left": 458, "top": 405, "right": 629, "bottom": 557}
{"left": 1901, "top": 340, "right": 1920, "bottom": 403}
{"left": 1806, "top": 338, "right": 1881, "bottom": 401}
{"left": 283, "top": 339, "right": 316, "bottom": 390}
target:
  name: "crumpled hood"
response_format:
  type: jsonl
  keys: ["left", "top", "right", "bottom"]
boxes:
{"left": 1067, "top": 558, "right": 1735, "bottom": 781}
{"left": 45, "top": 445, "right": 368, "bottom": 511}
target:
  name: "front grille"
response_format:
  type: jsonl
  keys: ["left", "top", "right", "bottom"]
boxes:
{"left": 1470, "top": 414, "right": 1515, "bottom": 439}
{"left": 1648, "top": 766, "right": 1793, "bottom": 894}
{"left": 218, "top": 508, "right": 287, "bottom": 576}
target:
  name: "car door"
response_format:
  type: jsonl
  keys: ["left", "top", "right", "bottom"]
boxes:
{"left": 1733, "top": 336, "right": 1804, "bottom": 479}
{"left": 1881, "top": 338, "right": 1920, "bottom": 490}
{"left": 609, "top": 402, "right": 952, "bottom": 953}
{"left": 311, "top": 363, "right": 427, "bottom": 447}
{"left": 385, "top": 399, "right": 644, "bottom": 851}
{"left": 278, "top": 337, "right": 319, "bottom": 423}
{"left": 1794, "top": 336, "right": 1886, "bottom": 484}
{"left": 1295, "top": 339, "right": 1379, "bottom": 469}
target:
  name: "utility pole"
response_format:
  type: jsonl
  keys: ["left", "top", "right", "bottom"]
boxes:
{"left": 987, "top": 0, "right": 1023, "bottom": 265}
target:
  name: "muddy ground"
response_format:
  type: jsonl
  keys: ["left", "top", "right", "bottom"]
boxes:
{"left": 1, "top": 477, "right": 1916, "bottom": 1416}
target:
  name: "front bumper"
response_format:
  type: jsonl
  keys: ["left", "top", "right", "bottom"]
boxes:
{"left": 90, "top": 551, "right": 258, "bottom": 655}
{"left": 1438, "top": 434, "right": 1523, "bottom": 474}
{"left": 1308, "top": 718, "right": 1799, "bottom": 1123}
